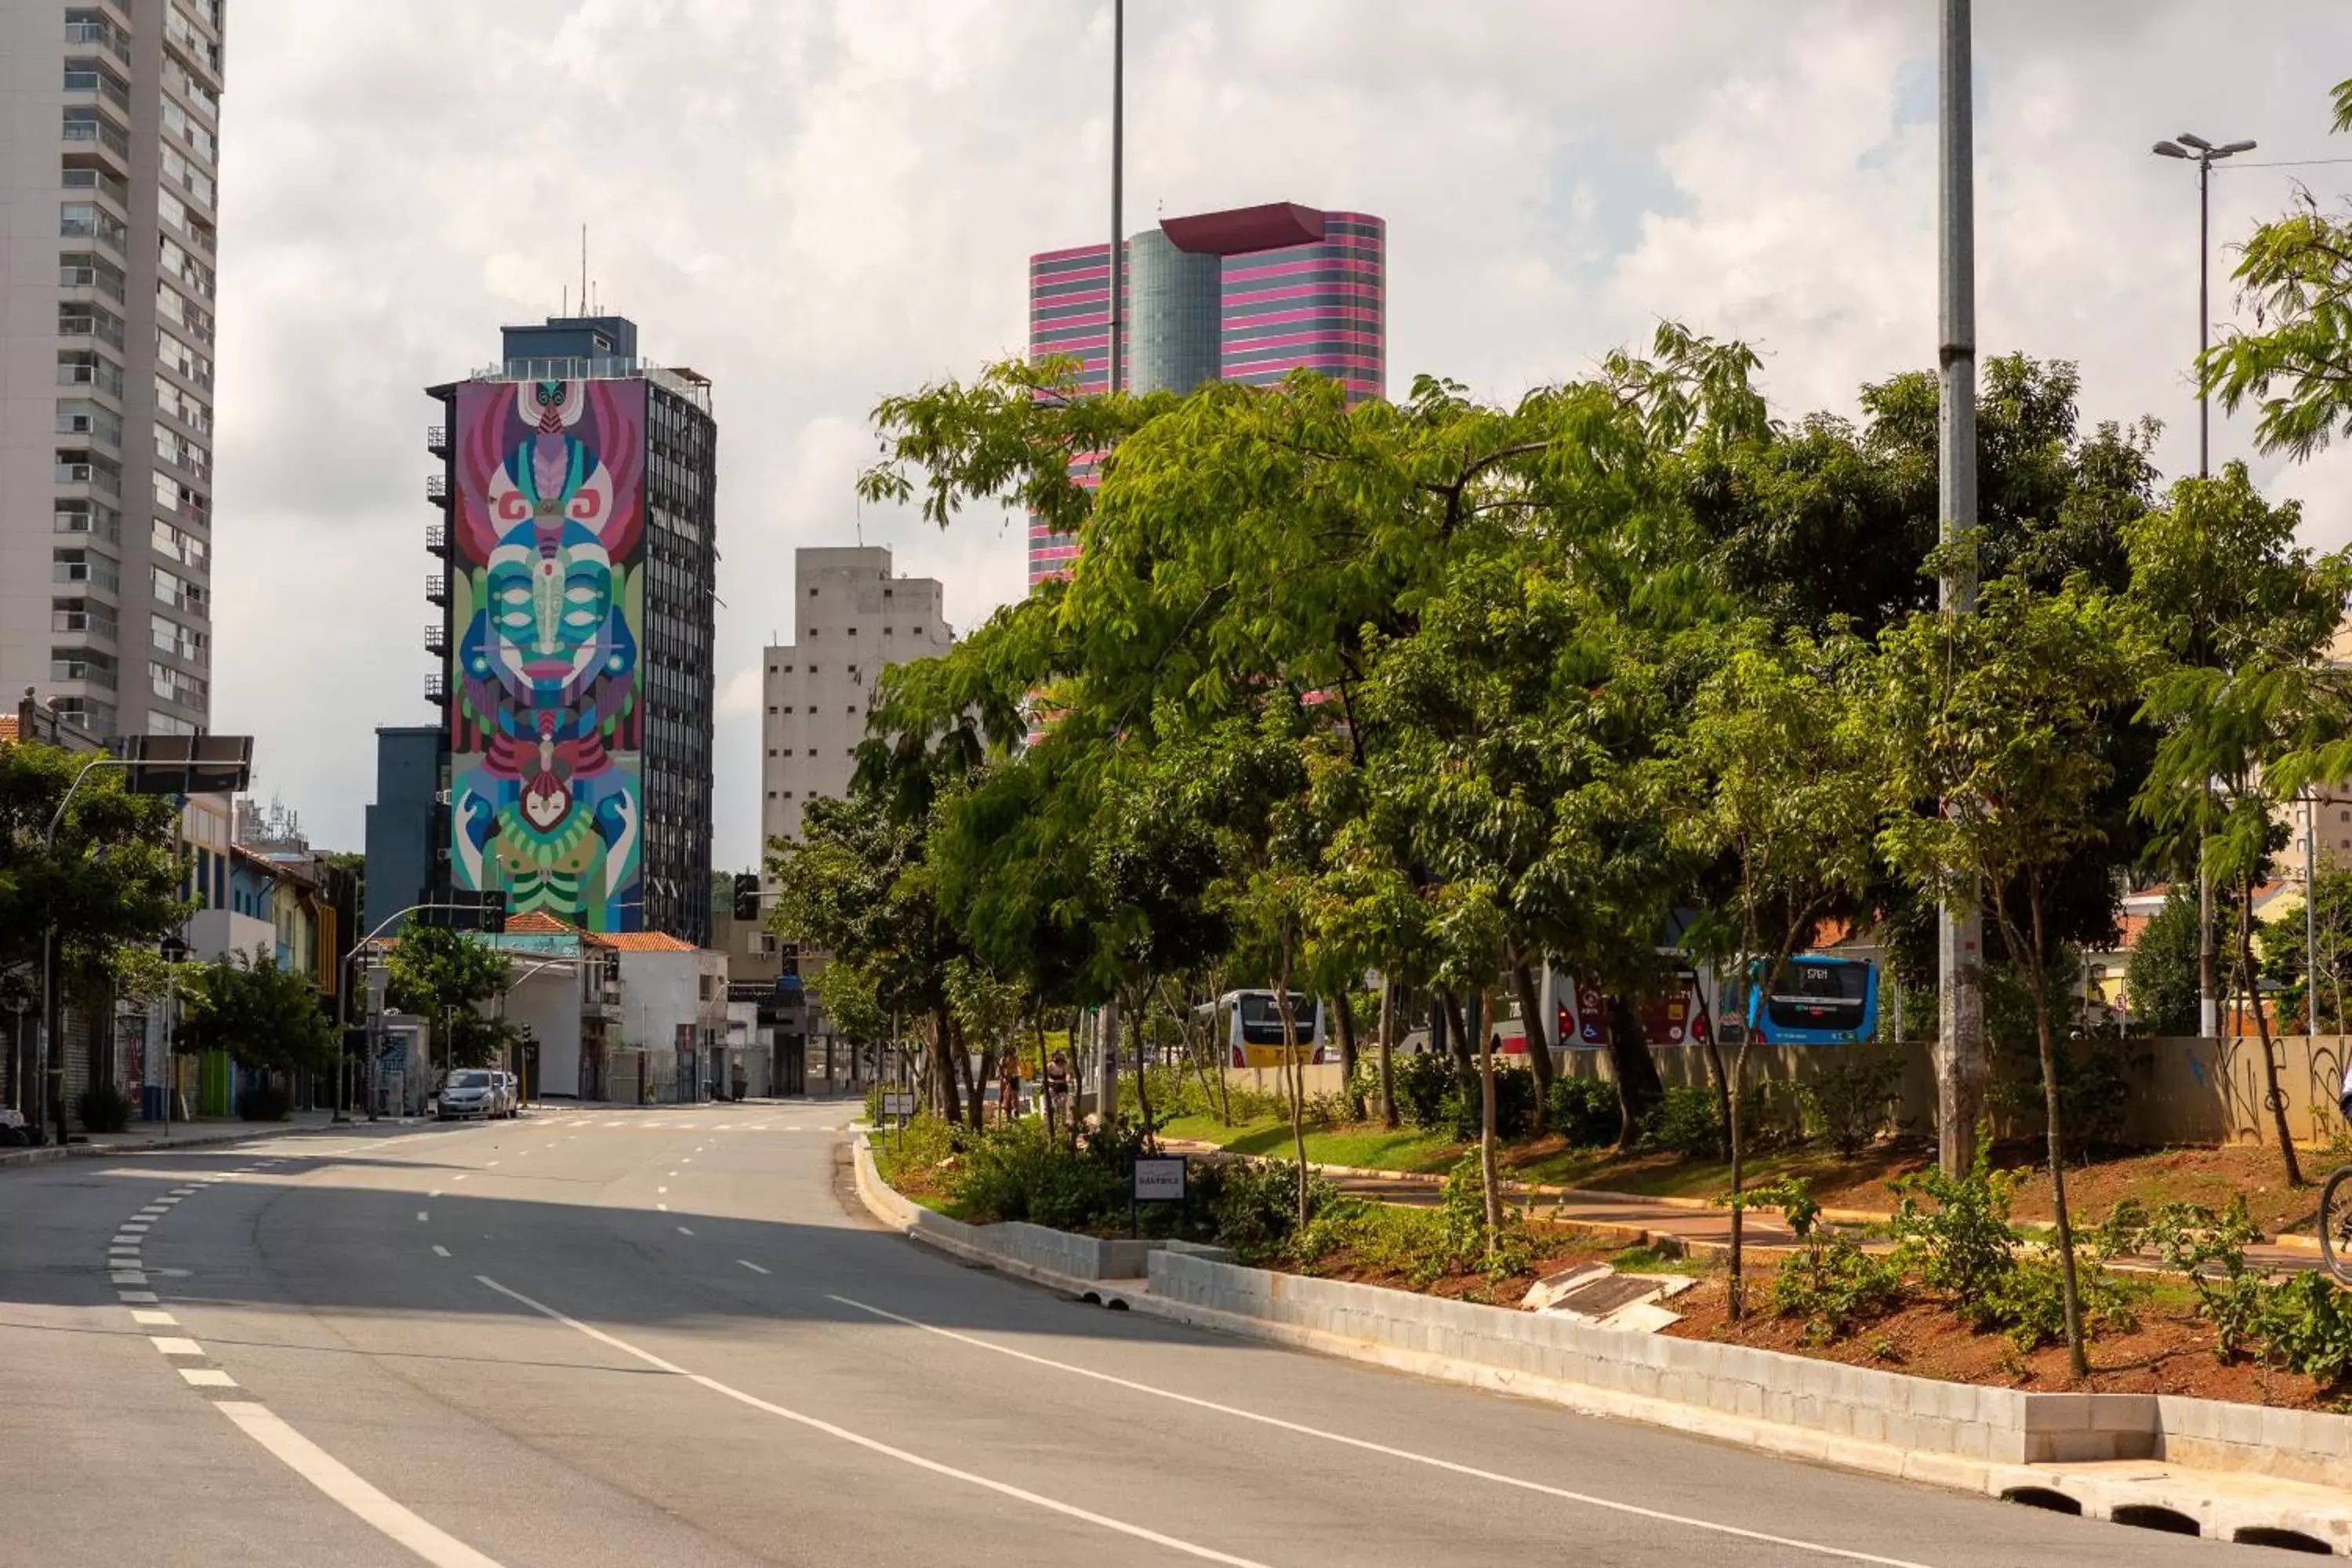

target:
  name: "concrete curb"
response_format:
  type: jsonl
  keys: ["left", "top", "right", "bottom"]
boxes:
{"left": 852, "top": 1136, "right": 2352, "bottom": 1555}
{"left": 0, "top": 1120, "right": 365, "bottom": 1172}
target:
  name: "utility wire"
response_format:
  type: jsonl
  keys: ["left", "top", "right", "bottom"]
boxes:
{"left": 2217, "top": 155, "right": 2352, "bottom": 171}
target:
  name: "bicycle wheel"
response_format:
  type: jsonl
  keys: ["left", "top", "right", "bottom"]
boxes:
{"left": 2320, "top": 1167, "right": 2352, "bottom": 1287}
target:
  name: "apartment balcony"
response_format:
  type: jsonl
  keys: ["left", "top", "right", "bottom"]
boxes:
{"left": 424, "top": 672, "right": 448, "bottom": 705}
{"left": 426, "top": 472, "right": 448, "bottom": 506}
{"left": 425, "top": 573, "right": 449, "bottom": 606}
{"left": 426, "top": 426, "right": 450, "bottom": 457}
{"left": 583, "top": 985, "right": 623, "bottom": 1023}
{"left": 64, "top": 18, "right": 132, "bottom": 66}
{"left": 425, "top": 520, "right": 448, "bottom": 555}
{"left": 424, "top": 622, "right": 446, "bottom": 657}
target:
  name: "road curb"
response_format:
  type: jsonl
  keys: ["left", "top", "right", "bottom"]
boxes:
{"left": 852, "top": 1136, "right": 2352, "bottom": 1555}
{"left": 0, "top": 1120, "right": 359, "bottom": 1173}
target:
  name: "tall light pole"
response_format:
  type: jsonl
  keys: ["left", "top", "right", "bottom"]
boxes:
{"left": 1935, "top": 0, "right": 1987, "bottom": 1178}
{"left": 1107, "top": 0, "right": 1124, "bottom": 397}
{"left": 2152, "top": 132, "right": 2254, "bottom": 1044}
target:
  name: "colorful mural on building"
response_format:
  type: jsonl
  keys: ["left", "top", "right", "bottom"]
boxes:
{"left": 448, "top": 378, "right": 645, "bottom": 931}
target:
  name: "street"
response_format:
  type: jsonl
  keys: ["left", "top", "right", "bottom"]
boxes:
{"left": 0, "top": 1105, "right": 2229, "bottom": 1567}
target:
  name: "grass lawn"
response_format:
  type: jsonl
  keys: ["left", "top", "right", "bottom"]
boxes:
{"left": 1158, "top": 1114, "right": 1465, "bottom": 1174}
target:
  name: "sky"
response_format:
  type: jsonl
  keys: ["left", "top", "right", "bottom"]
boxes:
{"left": 208, "top": 0, "right": 2352, "bottom": 869}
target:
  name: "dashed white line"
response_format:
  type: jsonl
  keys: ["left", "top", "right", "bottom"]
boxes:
{"left": 111, "top": 1272, "right": 147, "bottom": 1287}
{"left": 432, "top": 1245, "right": 451, "bottom": 1258}
{"left": 476, "top": 1277, "right": 1269, "bottom": 1568}
{"left": 452, "top": 1175, "right": 467, "bottom": 1183}
{"left": 131, "top": 1308, "right": 176, "bottom": 1327}
{"left": 676, "top": 1226, "right": 694, "bottom": 1236}
{"left": 150, "top": 1336, "right": 204, "bottom": 1357}
{"left": 179, "top": 1368, "right": 235, "bottom": 1388}
{"left": 657, "top": 1186, "right": 668, "bottom": 1195}
{"left": 213, "top": 1401, "right": 508, "bottom": 1568}
{"left": 656, "top": 1203, "right": 669, "bottom": 1213}
{"left": 118, "top": 1290, "right": 158, "bottom": 1304}
{"left": 416, "top": 1211, "right": 430, "bottom": 1222}
{"left": 737, "top": 1260, "right": 769, "bottom": 1276}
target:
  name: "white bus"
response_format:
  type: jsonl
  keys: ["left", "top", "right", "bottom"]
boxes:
{"left": 1203, "top": 990, "right": 1329, "bottom": 1069}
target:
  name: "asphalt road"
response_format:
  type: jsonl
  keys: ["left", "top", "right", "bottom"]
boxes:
{"left": 0, "top": 1103, "right": 2247, "bottom": 1566}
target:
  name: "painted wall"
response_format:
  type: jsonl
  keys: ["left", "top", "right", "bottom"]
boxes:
{"left": 448, "top": 378, "right": 646, "bottom": 932}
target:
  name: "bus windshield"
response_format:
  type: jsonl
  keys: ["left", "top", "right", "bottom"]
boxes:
{"left": 1764, "top": 960, "right": 1869, "bottom": 1032}
{"left": 1236, "top": 993, "right": 1316, "bottom": 1047}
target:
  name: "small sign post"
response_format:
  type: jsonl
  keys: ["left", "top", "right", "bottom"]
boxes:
{"left": 880, "top": 1091, "right": 914, "bottom": 1149}
{"left": 1131, "top": 1154, "right": 1188, "bottom": 1238}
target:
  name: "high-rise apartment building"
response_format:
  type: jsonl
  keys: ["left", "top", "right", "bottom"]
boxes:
{"left": 423, "top": 314, "right": 719, "bottom": 946}
{"left": 760, "top": 546, "right": 952, "bottom": 847}
{"left": 1025, "top": 201, "right": 1385, "bottom": 586}
{"left": 0, "top": 1, "right": 228, "bottom": 738}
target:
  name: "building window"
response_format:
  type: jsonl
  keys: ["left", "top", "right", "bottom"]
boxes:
{"left": 767, "top": 748, "right": 777, "bottom": 757}
{"left": 766, "top": 789, "right": 777, "bottom": 800}
{"left": 806, "top": 749, "right": 817, "bottom": 757}
{"left": 848, "top": 628, "right": 857, "bottom": 637}
{"left": 767, "top": 705, "right": 777, "bottom": 714}
{"left": 845, "top": 706, "right": 857, "bottom": 715}
{"left": 808, "top": 587, "right": 818, "bottom": 597}
{"left": 884, "top": 626, "right": 894, "bottom": 636}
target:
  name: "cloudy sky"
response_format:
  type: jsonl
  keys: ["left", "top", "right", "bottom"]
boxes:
{"left": 209, "top": 0, "right": 2352, "bottom": 868}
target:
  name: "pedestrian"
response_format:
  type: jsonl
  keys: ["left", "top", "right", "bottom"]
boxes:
{"left": 999, "top": 1052, "right": 1022, "bottom": 1123}
{"left": 1044, "top": 1050, "right": 1071, "bottom": 1139}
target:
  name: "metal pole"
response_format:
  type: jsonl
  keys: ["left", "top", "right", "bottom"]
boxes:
{"left": 162, "top": 963, "right": 174, "bottom": 1141}
{"left": 2308, "top": 794, "right": 2321, "bottom": 1039}
{"left": 1108, "top": 0, "right": 1123, "bottom": 397}
{"left": 2194, "top": 152, "right": 2218, "bottom": 1040}
{"left": 1934, "top": 0, "right": 1987, "bottom": 1178}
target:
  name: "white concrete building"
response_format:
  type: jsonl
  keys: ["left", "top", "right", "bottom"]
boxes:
{"left": 760, "top": 546, "right": 953, "bottom": 846}
{"left": 3, "top": 1, "right": 227, "bottom": 739}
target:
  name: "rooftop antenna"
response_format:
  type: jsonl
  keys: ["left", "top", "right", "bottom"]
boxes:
{"left": 580, "top": 223, "right": 588, "bottom": 318}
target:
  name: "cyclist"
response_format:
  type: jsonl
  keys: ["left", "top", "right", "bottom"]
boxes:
{"left": 2341, "top": 1058, "right": 2352, "bottom": 1124}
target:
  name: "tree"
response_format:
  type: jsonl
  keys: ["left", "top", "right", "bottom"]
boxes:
{"left": 2201, "top": 78, "right": 2352, "bottom": 460}
{"left": 176, "top": 948, "right": 338, "bottom": 1076}
{"left": 382, "top": 921, "right": 516, "bottom": 1074}
{"left": 0, "top": 739, "right": 187, "bottom": 1134}
{"left": 2125, "top": 885, "right": 2201, "bottom": 1036}
{"left": 2259, "top": 869, "right": 2352, "bottom": 1036}
{"left": 1877, "top": 565, "right": 2147, "bottom": 1379}
{"left": 1673, "top": 619, "right": 1879, "bottom": 1319}
{"left": 2131, "top": 465, "right": 2352, "bottom": 1189}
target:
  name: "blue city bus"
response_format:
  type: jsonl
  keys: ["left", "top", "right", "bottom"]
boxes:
{"left": 1731, "top": 953, "right": 1879, "bottom": 1046}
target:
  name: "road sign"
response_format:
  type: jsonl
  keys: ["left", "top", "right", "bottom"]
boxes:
{"left": 1133, "top": 1156, "right": 1187, "bottom": 1203}
{"left": 881, "top": 1091, "right": 915, "bottom": 1118}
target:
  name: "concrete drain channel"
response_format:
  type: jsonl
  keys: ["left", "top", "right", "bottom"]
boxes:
{"left": 2003, "top": 1487, "right": 2336, "bottom": 1555}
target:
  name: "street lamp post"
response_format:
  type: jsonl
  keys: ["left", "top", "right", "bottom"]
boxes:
{"left": 2151, "top": 131, "right": 2257, "bottom": 1044}
{"left": 159, "top": 934, "right": 186, "bottom": 1140}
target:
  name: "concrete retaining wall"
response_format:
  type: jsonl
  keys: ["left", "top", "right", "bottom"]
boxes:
{"left": 2159, "top": 1394, "right": 2352, "bottom": 1488}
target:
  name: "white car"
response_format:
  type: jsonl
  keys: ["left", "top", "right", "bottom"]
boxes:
{"left": 495, "top": 1070, "right": 521, "bottom": 1119}
{"left": 438, "top": 1069, "right": 497, "bottom": 1120}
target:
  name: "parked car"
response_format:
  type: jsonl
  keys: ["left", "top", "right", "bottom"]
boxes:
{"left": 494, "top": 1070, "right": 520, "bottom": 1119}
{"left": 437, "top": 1069, "right": 497, "bottom": 1121}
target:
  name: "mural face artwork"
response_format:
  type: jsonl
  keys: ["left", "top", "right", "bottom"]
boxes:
{"left": 449, "top": 379, "right": 645, "bottom": 931}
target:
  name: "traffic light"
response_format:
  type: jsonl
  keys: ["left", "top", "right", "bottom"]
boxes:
{"left": 479, "top": 892, "right": 507, "bottom": 934}
{"left": 733, "top": 873, "right": 760, "bottom": 922}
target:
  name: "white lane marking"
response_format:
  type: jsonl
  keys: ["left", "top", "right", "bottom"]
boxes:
{"left": 180, "top": 1368, "right": 235, "bottom": 1388}
{"left": 213, "top": 1400, "right": 507, "bottom": 1568}
{"left": 430, "top": 1189, "right": 444, "bottom": 1199}
{"left": 681, "top": 1157, "right": 692, "bottom": 1164}
{"left": 120, "top": 1222, "right": 150, "bottom": 1232}
{"left": 485, "top": 1161, "right": 499, "bottom": 1168}
{"left": 737, "top": 1260, "right": 769, "bottom": 1276}
{"left": 432, "top": 1245, "right": 451, "bottom": 1258}
{"left": 118, "top": 1290, "right": 158, "bottom": 1304}
{"left": 132, "top": 1309, "right": 177, "bottom": 1327}
{"left": 656, "top": 1203, "right": 669, "bottom": 1213}
{"left": 150, "top": 1336, "right": 204, "bottom": 1356}
{"left": 417, "top": 1211, "right": 430, "bottom": 1222}
{"left": 657, "top": 1186, "right": 668, "bottom": 1195}
{"left": 111, "top": 1272, "right": 147, "bottom": 1286}
{"left": 477, "top": 1278, "right": 1270, "bottom": 1567}
{"left": 828, "top": 1295, "right": 1934, "bottom": 1568}
{"left": 676, "top": 1227, "right": 694, "bottom": 1236}
{"left": 169, "top": 1187, "right": 197, "bottom": 1195}
{"left": 666, "top": 1171, "right": 678, "bottom": 1178}
{"left": 452, "top": 1175, "right": 467, "bottom": 1183}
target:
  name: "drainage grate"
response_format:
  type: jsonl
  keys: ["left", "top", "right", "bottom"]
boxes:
{"left": 1999, "top": 1487, "right": 2083, "bottom": 1517}
{"left": 2111, "top": 1504, "right": 2201, "bottom": 1537}
{"left": 2232, "top": 1526, "right": 2332, "bottom": 1555}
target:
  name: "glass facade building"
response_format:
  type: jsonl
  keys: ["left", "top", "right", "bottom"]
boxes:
{"left": 1025, "top": 202, "right": 1385, "bottom": 589}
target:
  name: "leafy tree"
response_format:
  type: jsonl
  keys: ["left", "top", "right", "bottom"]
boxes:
{"left": 1876, "top": 565, "right": 2147, "bottom": 1379}
{"left": 176, "top": 948, "right": 337, "bottom": 1075}
{"left": 2259, "top": 869, "right": 2352, "bottom": 1035}
{"left": 2132, "top": 465, "right": 2352, "bottom": 1187}
{"left": 1672, "top": 620, "right": 1879, "bottom": 1319}
{"left": 2125, "top": 885, "right": 2201, "bottom": 1036}
{"left": 383, "top": 920, "right": 516, "bottom": 1074}
{"left": 0, "top": 739, "right": 187, "bottom": 1136}
{"left": 2201, "top": 78, "right": 2352, "bottom": 459}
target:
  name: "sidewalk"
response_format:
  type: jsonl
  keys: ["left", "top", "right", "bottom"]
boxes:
{"left": 1162, "top": 1139, "right": 2328, "bottom": 1276}
{"left": 0, "top": 1108, "right": 368, "bottom": 1171}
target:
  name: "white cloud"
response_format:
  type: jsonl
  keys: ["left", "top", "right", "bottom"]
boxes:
{"left": 207, "top": 0, "right": 2352, "bottom": 869}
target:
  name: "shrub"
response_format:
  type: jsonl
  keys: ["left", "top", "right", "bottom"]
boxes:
{"left": 1300, "top": 1090, "right": 1349, "bottom": 1131}
{"left": 237, "top": 1083, "right": 291, "bottom": 1123}
{"left": 1440, "top": 1065, "right": 1539, "bottom": 1142}
{"left": 1642, "top": 1084, "right": 1724, "bottom": 1159}
{"left": 1770, "top": 1236, "right": 1907, "bottom": 1345}
{"left": 1437, "top": 1152, "right": 1533, "bottom": 1287}
{"left": 951, "top": 1117, "right": 1120, "bottom": 1229}
{"left": 873, "top": 1112, "right": 957, "bottom": 1192}
{"left": 1546, "top": 1075, "right": 1619, "bottom": 1147}
{"left": 73, "top": 1083, "right": 133, "bottom": 1134}
{"left": 2259, "top": 1273, "right": 2352, "bottom": 1388}
{"left": 1795, "top": 1050, "right": 1904, "bottom": 1156}
{"left": 1209, "top": 1157, "right": 1335, "bottom": 1264}
{"left": 1395, "top": 1051, "right": 1457, "bottom": 1132}
{"left": 1889, "top": 1151, "right": 2020, "bottom": 1328}
{"left": 1981, "top": 1251, "right": 2145, "bottom": 1354}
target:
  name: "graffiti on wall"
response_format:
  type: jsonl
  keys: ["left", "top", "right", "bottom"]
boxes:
{"left": 448, "top": 378, "right": 644, "bottom": 931}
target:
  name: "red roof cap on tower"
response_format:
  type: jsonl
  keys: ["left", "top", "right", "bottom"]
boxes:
{"left": 1160, "top": 202, "right": 1327, "bottom": 256}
